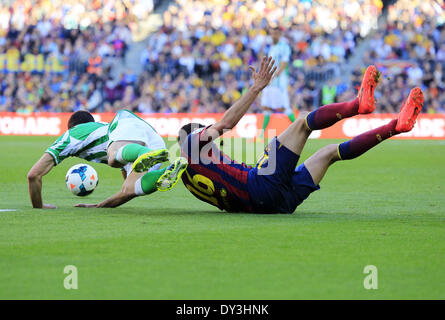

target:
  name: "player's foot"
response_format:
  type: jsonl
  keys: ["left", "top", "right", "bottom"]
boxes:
{"left": 357, "top": 65, "right": 381, "bottom": 114}
{"left": 132, "top": 149, "right": 169, "bottom": 173}
{"left": 396, "top": 87, "right": 424, "bottom": 133}
{"left": 156, "top": 157, "right": 188, "bottom": 192}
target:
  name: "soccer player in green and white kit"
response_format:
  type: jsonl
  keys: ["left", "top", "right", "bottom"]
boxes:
{"left": 259, "top": 26, "right": 295, "bottom": 139}
{"left": 27, "top": 110, "right": 187, "bottom": 208}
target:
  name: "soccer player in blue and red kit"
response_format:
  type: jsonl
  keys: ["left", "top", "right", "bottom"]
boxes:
{"left": 141, "top": 57, "right": 423, "bottom": 213}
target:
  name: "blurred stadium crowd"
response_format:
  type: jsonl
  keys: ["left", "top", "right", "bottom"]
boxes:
{"left": 0, "top": 0, "right": 444, "bottom": 114}
{"left": 0, "top": 0, "right": 155, "bottom": 113}
{"left": 366, "top": 0, "right": 445, "bottom": 113}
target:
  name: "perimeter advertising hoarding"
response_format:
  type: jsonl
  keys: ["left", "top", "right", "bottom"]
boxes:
{"left": 0, "top": 112, "right": 443, "bottom": 139}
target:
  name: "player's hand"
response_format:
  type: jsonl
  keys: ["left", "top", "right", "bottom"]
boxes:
{"left": 75, "top": 203, "right": 98, "bottom": 208}
{"left": 43, "top": 204, "right": 57, "bottom": 209}
{"left": 249, "top": 56, "right": 277, "bottom": 91}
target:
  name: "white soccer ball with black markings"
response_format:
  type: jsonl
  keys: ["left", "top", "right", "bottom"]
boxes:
{"left": 66, "top": 164, "right": 98, "bottom": 196}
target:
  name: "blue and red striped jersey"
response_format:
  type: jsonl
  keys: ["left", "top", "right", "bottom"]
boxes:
{"left": 180, "top": 127, "right": 254, "bottom": 212}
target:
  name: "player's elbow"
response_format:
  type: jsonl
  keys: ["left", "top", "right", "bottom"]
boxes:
{"left": 120, "top": 184, "right": 136, "bottom": 199}
{"left": 220, "top": 119, "right": 235, "bottom": 130}
{"left": 27, "top": 170, "right": 40, "bottom": 182}
{"left": 225, "top": 122, "right": 236, "bottom": 131}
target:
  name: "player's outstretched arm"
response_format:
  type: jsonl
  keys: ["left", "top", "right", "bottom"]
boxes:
{"left": 202, "top": 56, "right": 277, "bottom": 140}
{"left": 75, "top": 190, "right": 136, "bottom": 209}
{"left": 27, "top": 153, "right": 56, "bottom": 209}
{"left": 75, "top": 170, "right": 142, "bottom": 208}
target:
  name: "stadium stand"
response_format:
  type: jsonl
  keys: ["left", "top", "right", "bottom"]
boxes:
{"left": 0, "top": 0, "right": 443, "bottom": 114}
{"left": 0, "top": 0, "right": 157, "bottom": 113}
{"left": 136, "top": 0, "right": 382, "bottom": 113}
{"left": 366, "top": 0, "right": 445, "bottom": 113}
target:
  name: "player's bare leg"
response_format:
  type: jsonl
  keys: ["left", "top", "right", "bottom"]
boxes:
{"left": 304, "top": 87, "right": 424, "bottom": 185}
{"left": 303, "top": 144, "right": 339, "bottom": 185}
{"left": 107, "top": 140, "right": 145, "bottom": 167}
{"left": 277, "top": 111, "right": 312, "bottom": 155}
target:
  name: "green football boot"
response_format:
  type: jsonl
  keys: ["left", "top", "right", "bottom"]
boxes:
{"left": 156, "top": 157, "right": 188, "bottom": 192}
{"left": 132, "top": 149, "right": 169, "bottom": 173}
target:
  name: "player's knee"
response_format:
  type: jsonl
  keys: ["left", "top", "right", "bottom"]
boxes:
{"left": 108, "top": 159, "right": 120, "bottom": 168}
{"left": 293, "top": 111, "right": 311, "bottom": 132}
{"left": 325, "top": 144, "right": 340, "bottom": 164}
{"left": 298, "top": 111, "right": 310, "bottom": 119}
{"left": 107, "top": 152, "right": 121, "bottom": 168}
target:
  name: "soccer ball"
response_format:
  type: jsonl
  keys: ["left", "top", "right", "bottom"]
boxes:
{"left": 66, "top": 164, "right": 99, "bottom": 197}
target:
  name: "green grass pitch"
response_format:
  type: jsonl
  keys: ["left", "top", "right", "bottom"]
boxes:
{"left": 0, "top": 135, "right": 444, "bottom": 299}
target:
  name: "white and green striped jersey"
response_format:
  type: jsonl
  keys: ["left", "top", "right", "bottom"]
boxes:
{"left": 46, "top": 122, "right": 109, "bottom": 165}
{"left": 268, "top": 40, "right": 291, "bottom": 90}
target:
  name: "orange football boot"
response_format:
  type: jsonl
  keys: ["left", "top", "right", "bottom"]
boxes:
{"left": 357, "top": 65, "right": 381, "bottom": 114}
{"left": 395, "top": 87, "right": 424, "bottom": 133}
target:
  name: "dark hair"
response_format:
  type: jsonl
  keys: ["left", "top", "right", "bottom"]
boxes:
{"left": 68, "top": 111, "right": 95, "bottom": 129}
{"left": 178, "top": 122, "right": 205, "bottom": 145}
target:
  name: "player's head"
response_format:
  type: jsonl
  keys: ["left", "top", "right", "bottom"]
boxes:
{"left": 271, "top": 26, "right": 281, "bottom": 44}
{"left": 178, "top": 123, "right": 205, "bottom": 146}
{"left": 68, "top": 110, "right": 95, "bottom": 129}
